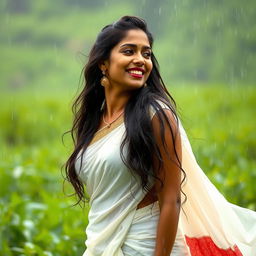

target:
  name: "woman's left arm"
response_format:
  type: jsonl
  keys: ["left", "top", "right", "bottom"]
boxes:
{"left": 152, "top": 109, "right": 182, "bottom": 256}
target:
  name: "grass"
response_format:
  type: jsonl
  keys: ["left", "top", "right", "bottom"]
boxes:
{"left": 0, "top": 85, "right": 255, "bottom": 255}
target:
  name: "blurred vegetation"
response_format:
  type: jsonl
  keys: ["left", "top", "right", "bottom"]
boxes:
{"left": 0, "top": 0, "right": 255, "bottom": 255}
{"left": 0, "top": 86, "right": 255, "bottom": 255}
{"left": 1, "top": 0, "right": 256, "bottom": 89}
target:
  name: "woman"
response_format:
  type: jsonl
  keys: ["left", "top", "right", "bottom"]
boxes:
{"left": 65, "top": 16, "right": 256, "bottom": 256}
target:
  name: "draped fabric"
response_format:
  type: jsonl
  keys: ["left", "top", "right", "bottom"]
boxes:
{"left": 75, "top": 103, "right": 256, "bottom": 256}
{"left": 178, "top": 120, "right": 256, "bottom": 256}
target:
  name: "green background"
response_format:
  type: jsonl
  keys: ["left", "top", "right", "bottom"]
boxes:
{"left": 0, "top": 0, "right": 255, "bottom": 255}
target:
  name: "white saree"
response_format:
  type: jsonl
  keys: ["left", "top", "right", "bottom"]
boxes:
{"left": 76, "top": 103, "right": 256, "bottom": 256}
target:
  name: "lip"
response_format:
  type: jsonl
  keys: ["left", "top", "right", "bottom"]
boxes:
{"left": 126, "top": 67, "right": 145, "bottom": 79}
{"left": 127, "top": 67, "right": 145, "bottom": 73}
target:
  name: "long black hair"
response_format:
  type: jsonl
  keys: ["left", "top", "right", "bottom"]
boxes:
{"left": 65, "top": 16, "right": 186, "bottom": 204}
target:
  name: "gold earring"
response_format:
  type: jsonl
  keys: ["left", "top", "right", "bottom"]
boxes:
{"left": 101, "top": 70, "right": 109, "bottom": 87}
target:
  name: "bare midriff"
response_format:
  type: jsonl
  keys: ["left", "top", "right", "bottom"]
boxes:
{"left": 136, "top": 186, "right": 158, "bottom": 209}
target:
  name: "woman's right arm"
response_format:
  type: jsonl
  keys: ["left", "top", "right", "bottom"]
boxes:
{"left": 152, "top": 109, "right": 182, "bottom": 256}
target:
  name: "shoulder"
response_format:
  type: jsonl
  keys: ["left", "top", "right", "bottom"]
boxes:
{"left": 149, "top": 99, "right": 178, "bottom": 126}
{"left": 148, "top": 99, "right": 180, "bottom": 146}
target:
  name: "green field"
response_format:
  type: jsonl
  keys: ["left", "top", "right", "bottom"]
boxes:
{"left": 0, "top": 85, "right": 255, "bottom": 255}
{"left": 1, "top": 1, "right": 256, "bottom": 254}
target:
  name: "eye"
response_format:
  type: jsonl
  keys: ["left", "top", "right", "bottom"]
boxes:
{"left": 122, "top": 49, "right": 134, "bottom": 55}
{"left": 143, "top": 51, "right": 152, "bottom": 59}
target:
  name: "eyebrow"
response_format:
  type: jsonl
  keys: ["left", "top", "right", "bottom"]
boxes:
{"left": 120, "top": 43, "right": 151, "bottom": 50}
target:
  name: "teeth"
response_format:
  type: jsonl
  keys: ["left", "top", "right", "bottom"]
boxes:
{"left": 129, "top": 70, "right": 143, "bottom": 75}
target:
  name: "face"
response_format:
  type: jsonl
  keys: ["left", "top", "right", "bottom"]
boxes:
{"left": 101, "top": 29, "right": 153, "bottom": 91}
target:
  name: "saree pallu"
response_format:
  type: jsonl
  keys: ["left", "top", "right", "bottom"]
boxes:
{"left": 179, "top": 121, "right": 256, "bottom": 255}
{"left": 76, "top": 104, "right": 256, "bottom": 256}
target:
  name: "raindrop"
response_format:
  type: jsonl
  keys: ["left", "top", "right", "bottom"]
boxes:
{"left": 158, "top": 7, "right": 162, "bottom": 16}
{"left": 240, "top": 68, "right": 244, "bottom": 78}
{"left": 54, "top": 43, "right": 59, "bottom": 67}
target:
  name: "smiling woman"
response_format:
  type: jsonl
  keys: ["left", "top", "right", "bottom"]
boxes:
{"left": 100, "top": 29, "right": 153, "bottom": 91}
{"left": 97, "top": 29, "right": 154, "bottom": 132}
{"left": 64, "top": 16, "right": 256, "bottom": 256}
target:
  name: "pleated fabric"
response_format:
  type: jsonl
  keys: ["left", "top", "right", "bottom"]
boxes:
{"left": 121, "top": 202, "right": 189, "bottom": 256}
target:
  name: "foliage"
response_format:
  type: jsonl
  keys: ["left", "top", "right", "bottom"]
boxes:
{"left": 0, "top": 86, "right": 255, "bottom": 254}
{"left": 0, "top": 92, "right": 89, "bottom": 255}
{"left": 172, "top": 85, "right": 256, "bottom": 209}
{"left": 0, "top": 1, "right": 255, "bottom": 254}
{"left": 1, "top": 0, "right": 256, "bottom": 89}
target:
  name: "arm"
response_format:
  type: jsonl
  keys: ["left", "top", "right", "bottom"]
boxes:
{"left": 152, "top": 109, "right": 182, "bottom": 256}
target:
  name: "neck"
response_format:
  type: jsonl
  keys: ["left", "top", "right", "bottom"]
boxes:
{"left": 103, "top": 88, "right": 131, "bottom": 119}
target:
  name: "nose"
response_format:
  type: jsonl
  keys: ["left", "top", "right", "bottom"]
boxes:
{"left": 133, "top": 53, "right": 145, "bottom": 65}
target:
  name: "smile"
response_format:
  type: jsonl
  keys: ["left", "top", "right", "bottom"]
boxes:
{"left": 127, "top": 68, "right": 145, "bottom": 78}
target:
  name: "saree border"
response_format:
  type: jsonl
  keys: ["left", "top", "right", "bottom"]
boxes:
{"left": 89, "top": 116, "right": 124, "bottom": 145}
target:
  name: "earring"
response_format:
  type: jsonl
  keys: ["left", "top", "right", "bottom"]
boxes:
{"left": 101, "top": 70, "right": 109, "bottom": 87}
{"left": 100, "top": 99, "right": 106, "bottom": 111}
{"left": 144, "top": 82, "right": 147, "bottom": 87}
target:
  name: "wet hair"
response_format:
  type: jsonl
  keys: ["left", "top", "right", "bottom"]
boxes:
{"left": 64, "top": 16, "right": 186, "bottom": 204}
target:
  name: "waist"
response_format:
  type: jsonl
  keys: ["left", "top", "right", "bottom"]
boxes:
{"left": 133, "top": 201, "right": 160, "bottom": 222}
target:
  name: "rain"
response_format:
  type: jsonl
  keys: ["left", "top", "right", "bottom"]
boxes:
{"left": 0, "top": 0, "right": 255, "bottom": 254}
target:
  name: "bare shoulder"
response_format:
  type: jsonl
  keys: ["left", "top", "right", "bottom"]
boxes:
{"left": 151, "top": 107, "right": 179, "bottom": 136}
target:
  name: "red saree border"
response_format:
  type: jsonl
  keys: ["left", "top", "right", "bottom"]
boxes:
{"left": 185, "top": 235, "right": 243, "bottom": 256}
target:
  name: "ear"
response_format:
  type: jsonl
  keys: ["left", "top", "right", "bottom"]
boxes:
{"left": 98, "top": 60, "right": 109, "bottom": 72}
